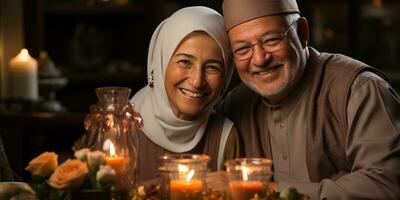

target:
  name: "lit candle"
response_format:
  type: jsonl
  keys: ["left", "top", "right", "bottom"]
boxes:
{"left": 229, "top": 181, "right": 265, "bottom": 200}
{"left": 228, "top": 166, "right": 266, "bottom": 200}
{"left": 170, "top": 164, "right": 204, "bottom": 200}
{"left": 105, "top": 141, "right": 124, "bottom": 175}
{"left": 8, "top": 49, "right": 38, "bottom": 100}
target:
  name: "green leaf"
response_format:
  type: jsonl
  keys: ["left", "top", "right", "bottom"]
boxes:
{"left": 279, "top": 186, "right": 300, "bottom": 200}
{"left": 49, "top": 189, "right": 71, "bottom": 200}
{"left": 89, "top": 165, "right": 100, "bottom": 189}
{"left": 29, "top": 181, "right": 51, "bottom": 200}
{"left": 98, "top": 179, "right": 115, "bottom": 190}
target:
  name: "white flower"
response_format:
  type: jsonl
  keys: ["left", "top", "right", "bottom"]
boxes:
{"left": 87, "top": 151, "right": 105, "bottom": 167}
{"left": 96, "top": 165, "right": 116, "bottom": 185}
{"left": 74, "top": 148, "right": 90, "bottom": 161}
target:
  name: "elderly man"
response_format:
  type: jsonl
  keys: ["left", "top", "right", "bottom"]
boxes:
{"left": 220, "top": 0, "right": 400, "bottom": 199}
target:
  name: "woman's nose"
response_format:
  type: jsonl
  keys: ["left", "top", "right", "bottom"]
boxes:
{"left": 189, "top": 67, "right": 205, "bottom": 88}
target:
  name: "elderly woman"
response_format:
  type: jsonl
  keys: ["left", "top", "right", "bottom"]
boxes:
{"left": 130, "top": 6, "right": 241, "bottom": 182}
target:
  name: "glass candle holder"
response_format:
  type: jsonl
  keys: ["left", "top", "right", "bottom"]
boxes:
{"left": 159, "top": 154, "right": 209, "bottom": 200}
{"left": 84, "top": 87, "right": 140, "bottom": 191}
{"left": 225, "top": 158, "right": 273, "bottom": 200}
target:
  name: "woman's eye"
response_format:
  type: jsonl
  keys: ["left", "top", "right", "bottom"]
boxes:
{"left": 205, "top": 65, "right": 222, "bottom": 74}
{"left": 177, "top": 59, "right": 192, "bottom": 67}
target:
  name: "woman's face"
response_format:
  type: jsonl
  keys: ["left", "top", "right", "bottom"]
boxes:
{"left": 165, "top": 31, "right": 225, "bottom": 120}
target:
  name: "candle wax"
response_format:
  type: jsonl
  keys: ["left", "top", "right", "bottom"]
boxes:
{"left": 170, "top": 179, "right": 204, "bottom": 200}
{"left": 8, "top": 49, "right": 38, "bottom": 100}
{"left": 229, "top": 181, "right": 265, "bottom": 200}
{"left": 105, "top": 155, "right": 124, "bottom": 174}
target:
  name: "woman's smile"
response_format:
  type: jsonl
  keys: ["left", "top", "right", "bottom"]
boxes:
{"left": 179, "top": 88, "right": 208, "bottom": 99}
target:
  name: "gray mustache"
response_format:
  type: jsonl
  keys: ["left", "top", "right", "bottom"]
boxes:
{"left": 250, "top": 62, "right": 284, "bottom": 75}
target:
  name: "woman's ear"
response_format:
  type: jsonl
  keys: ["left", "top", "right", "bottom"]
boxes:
{"left": 297, "top": 17, "right": 309, "bottom": 48}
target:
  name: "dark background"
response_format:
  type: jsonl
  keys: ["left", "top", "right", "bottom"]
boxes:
{"left": 23, "top": 0, "right": 400, "bottom": 111}
{"left": 1, "top": 0, "right": 399, "bottom": 181}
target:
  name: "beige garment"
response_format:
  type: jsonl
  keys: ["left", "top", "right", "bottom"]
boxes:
{"left": 221, "top": 47, "right": 400, "bottom": 199}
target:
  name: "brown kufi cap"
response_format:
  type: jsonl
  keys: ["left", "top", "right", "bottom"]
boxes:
{"left": 223, "top": 0, "right": 300, "bottom": 30}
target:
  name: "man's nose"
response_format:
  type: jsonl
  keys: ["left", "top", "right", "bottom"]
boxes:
{"left": 251, "top": 45, "right": 271, "bottom": 66}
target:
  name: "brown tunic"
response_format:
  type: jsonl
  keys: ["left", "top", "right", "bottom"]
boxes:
{"left": 221, "top": 47, "right": 400, "bottom": 199}
{"left": 135, "top": 110, "right": 241, "bottom": 183}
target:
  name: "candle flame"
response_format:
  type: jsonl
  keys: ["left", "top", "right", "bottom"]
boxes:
{"left": 178, "top": 164, "right": 195, "bottom": 182}
{"left": 109, "top": 142, "right": 116, "bottom": 156}
{"left": 241, "top": 166, "right": 249, "bottom": 181}
{"left": 18, "top": 49, "right": 32, "bottom": 61}
{"left": 185, "top": 169, "right": 195, "bottom": 183}
{"left": 103, "top": 139, "right": 117, "bottom": 156}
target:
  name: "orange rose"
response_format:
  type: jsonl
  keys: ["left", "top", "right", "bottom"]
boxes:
{"left": 25, "top": 152, "right": 58, "bottom": 177}
{"left": 48, "top": 159, "right": 89, "bottom": 190}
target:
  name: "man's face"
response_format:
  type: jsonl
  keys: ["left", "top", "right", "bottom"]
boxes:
{"left": 228, "top": 15, "right": 307, "bottom": 103}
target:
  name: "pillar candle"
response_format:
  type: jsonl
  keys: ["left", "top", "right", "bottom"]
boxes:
{"left": 105, "top": 141, "right": 125, "bottom": 175}
{"left": 105, "top": 155, "right": 124, "bottom": 174}
{"left": 8, "top": 49, "right": 38, "bottom": 100}
{"left": 170, "top": 179, "right": 204, "bottom": 200}
{"left": 229, "top": 181, "right": 265, "bottom": 200}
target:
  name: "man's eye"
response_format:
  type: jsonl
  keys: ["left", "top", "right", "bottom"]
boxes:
{"left": 262, "top": 37, "right": 282, "bottom": 46}
{"left": 234, "top": 47, "right": 251, "bottom": 55}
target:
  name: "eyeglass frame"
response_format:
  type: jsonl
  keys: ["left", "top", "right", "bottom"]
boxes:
{"left": 232, "top": 20, "right": 298, "bottom": 61}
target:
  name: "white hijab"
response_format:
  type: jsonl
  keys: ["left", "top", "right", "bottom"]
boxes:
{"left": 131, "top": 6, "right": 233, "bottom": 153}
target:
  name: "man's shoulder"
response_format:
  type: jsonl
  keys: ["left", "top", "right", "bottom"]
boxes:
{"left": 321, "top": 52, "right": 368, "bottom": 72}
{"left": 310, "top": 47, "right": 368, "bottom": 70}
{"left": 318, "top": 51, "right": 389, "bottom": 84}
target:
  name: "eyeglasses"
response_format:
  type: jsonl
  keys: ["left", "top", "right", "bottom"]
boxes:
{"left": 232, "top": 21, "right": 297, "bottom": 61}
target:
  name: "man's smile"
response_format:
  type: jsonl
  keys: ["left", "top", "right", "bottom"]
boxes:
{"left": 250, "top": 63, "right": 284, "bottom": 78}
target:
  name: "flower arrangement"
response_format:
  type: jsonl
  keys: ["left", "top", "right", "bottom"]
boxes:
{"left": 25, "top": 148, "right": 117, "bottom": 200}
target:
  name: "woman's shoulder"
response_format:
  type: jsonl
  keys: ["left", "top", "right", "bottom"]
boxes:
{"left": 224, "top": 124, "right": 243, "bottom": 160}
{"left": 205, "top": 112, "right": 241, "bottom": 153}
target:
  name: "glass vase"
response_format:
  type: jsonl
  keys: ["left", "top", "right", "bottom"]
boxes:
{"left": 83, "top": 87, "right": 142, "bottom": 191}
